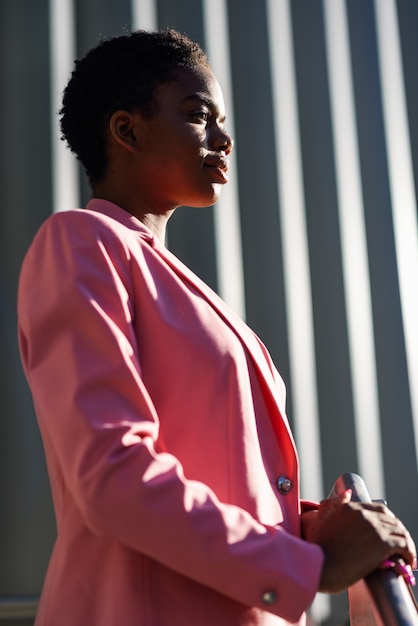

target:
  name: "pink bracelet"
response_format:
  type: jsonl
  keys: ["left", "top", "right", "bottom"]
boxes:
{"left": 380, "top": 559, "right": 416, "bottom": 586}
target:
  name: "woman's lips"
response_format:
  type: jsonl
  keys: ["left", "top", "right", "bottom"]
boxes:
{"left": 204, "top": 156, "right": 229, "bottom": 183}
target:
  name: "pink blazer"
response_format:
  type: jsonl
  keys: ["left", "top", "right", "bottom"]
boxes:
{"left": 17, "top": 199, "right": 323, "bottom": 626}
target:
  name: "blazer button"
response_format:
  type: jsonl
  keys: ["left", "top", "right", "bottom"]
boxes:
{"left": 277, "top": 475, "right": 292, "bottom": 494}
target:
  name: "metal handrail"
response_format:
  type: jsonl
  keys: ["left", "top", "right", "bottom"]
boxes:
{"left": 0, "top": 595, "right": 38, "bottom": 620}
{"left": 330, "top": 473, "right": 418, "bottom": 626}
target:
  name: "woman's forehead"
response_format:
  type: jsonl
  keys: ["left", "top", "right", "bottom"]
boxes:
{"left": 158, "top": 65, "right": 225, "bottom": 112}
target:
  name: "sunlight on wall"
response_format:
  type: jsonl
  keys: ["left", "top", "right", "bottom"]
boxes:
{"left": 374, "top": 0, "right": 418, "bottom": 472}
{"left": 267, "top": 0, "right": 323, "bottom": 503}
{"left": 323, "top": 0, "right": 384, "bottom": 498}
{"left": 203, "top": 0, "right": 246, "bottom": 318}
{"left": 131, "top": 0, "right": 158, "bottom": 30}
{"left": 49, "top": 0, "right": 79, "bottom": 212}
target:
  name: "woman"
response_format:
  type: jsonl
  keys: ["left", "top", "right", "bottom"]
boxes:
{"left": 17, "top": 29, "right": 415, "bottom": 626}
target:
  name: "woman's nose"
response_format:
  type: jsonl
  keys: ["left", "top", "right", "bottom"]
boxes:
{"left": 212, "top": 127, "right": 234, "bottom": 155}
{"left": 224, "top": 133, "right": 234, "bottom": 155}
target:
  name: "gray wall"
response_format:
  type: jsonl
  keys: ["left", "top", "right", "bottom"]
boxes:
{"left": 1, "top": 1, "right": 418, "bottom": 624}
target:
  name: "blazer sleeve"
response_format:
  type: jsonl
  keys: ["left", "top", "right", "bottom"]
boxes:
{"left": 301, "top": 501, "right": 320, "bottom": 512}
{"left": 17, "top": 211, "right": 323, "bottom": 623}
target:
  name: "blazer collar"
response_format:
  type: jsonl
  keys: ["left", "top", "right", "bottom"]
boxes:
{"left": 86, "top": 198, "right": 156, "bottom": 242}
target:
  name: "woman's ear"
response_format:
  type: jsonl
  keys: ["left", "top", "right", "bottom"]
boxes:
{"left": 108, "top": 110, "right": 139, "bottom": 152}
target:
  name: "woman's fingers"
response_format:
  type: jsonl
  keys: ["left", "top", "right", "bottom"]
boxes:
{"left": 311, "top": 499, "right": 416, "bottom": 593}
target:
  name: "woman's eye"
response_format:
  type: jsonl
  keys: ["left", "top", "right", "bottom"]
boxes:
{"left": 190, "top": 110, "right": 209, "bottom": 122}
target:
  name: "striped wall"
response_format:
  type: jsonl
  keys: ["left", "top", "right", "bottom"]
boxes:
{"left": 1, "top": 0, "right": 418, "bottom": 623}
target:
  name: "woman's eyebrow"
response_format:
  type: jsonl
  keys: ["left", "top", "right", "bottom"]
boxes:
{"left": 182, "top": 93, "right": 227, "bottom": 122}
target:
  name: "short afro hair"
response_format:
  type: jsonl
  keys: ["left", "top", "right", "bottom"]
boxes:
{"left": 59, "top": 29, "right": 210, "bottom": 185}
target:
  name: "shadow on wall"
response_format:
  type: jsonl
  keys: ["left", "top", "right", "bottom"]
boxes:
{"left": 0, "top": 277, "right": 56, "bottom": 600}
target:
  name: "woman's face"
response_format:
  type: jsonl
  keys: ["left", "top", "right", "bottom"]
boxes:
{"left": 132, "top": 63, "right": 234, "bottom": 212}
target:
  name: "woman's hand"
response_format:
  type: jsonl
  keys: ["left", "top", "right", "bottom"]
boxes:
{"left": 303, "top": 490, "right": 416, "bottom": 593}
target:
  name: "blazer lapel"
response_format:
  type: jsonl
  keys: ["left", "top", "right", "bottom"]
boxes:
{"left": 150, "top": 238, "right": 298, "bottom": 458}
{"left": 155, "top": 240, "right": 274, "bottom": 381}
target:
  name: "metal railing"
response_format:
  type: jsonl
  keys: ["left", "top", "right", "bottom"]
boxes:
{"left": 330, "top": 473, "right": 418, "bottom": 626}
{"left": 0, "top": 595, "right": 38, "bottom": 621}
